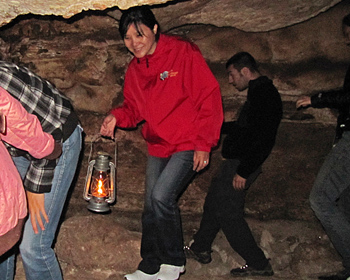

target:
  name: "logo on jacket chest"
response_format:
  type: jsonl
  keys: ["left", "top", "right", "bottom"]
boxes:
{"left": 160, "top": 70, "right": 178, "bottom": 81}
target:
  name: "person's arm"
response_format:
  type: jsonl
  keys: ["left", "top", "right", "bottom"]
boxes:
{"left": 235, "top": 85, "right": 282, "bottom": 180}
{"left": 100, "top": 114, "right": 117, "bottom": 139}
{"left": 100, "top": 68, "right": 143, "bottom": 139}
{"left": 22, "top": 160, "right": 54, "bottom": 233}
{"left": 186, "top": 47, "right": 223, "bottom": 154}
{"left": 296, "top": 95, "right": 311, "bottom": 109}
{"left": 296, "top": 89, "right": 350, "bottom": 110}
{"left": 311, "top": 90, "right": 350, "bottom": 108}
{"left": 0, "top": 87, "right": 56, "bottom": 159}
{"left": 221, "top": 121, "right": 237, "bottom": 134}
{"left": 233, "top": 174, "right": 247, "bottom": 191}
{"left": 193, "top": 150, "right": 210, "bottom": 172}
{"left": 26, "top": 192, "right": 48, "bottom": 234}
{"left": 183, "top": 45, "right": 223, "bottom": 171}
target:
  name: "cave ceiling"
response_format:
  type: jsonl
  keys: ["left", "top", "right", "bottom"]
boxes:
{"left": 3, "top": 0, "right": 343, "bottom": 32}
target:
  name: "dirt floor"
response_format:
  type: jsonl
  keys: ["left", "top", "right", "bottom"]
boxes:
{"left": 10, "top": 119, "right": 344, "bottom": 280}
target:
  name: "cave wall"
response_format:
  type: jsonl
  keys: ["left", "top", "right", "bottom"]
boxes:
{"left": 1, "top": 0, "right": 350, "bottom": 127}
{"left": 1, "top": 0, "right": 343, "bottom": 32}
{"left": 1, "top": 0, "right": 349, "bottom": 216}
{"left": 3, "top": 2, "right": 350, "bottom": 279}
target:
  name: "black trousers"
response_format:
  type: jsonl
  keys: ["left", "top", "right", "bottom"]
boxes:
{"left": 191, "top": 159, "right": 268, "bottom": 269}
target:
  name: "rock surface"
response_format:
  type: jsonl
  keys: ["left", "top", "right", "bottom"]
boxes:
{"left": 1, "top": 0, "right": 343, "bottom": 32}
{"left": 13, "top": 121, "right": 342, "bottom": 280}
{"left": 1, "top": 1, "right": 350, "bottom": 279}
{"left": 1, "top": 0, "right": 350, "bottom": 126}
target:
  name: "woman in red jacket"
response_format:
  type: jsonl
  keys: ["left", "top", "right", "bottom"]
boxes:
{"left": 100, "top": 6, "right": 223, "bottom": 280}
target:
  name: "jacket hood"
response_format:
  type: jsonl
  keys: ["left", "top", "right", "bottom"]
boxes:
{"left": 133, "top": 34, "right": 181, "bottom": 69}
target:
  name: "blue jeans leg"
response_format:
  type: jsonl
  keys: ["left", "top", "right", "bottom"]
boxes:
{"left": 0, "top": 253, "right": 15, "bottom": 280}
{"left": 310, "top": 131, "right": 350, "bottom": 271}
{"left": 138, "top": 150, "right": 195, "bottom": 274}
{"left": 0, "top": 125, "right": 82, "bottom": 280}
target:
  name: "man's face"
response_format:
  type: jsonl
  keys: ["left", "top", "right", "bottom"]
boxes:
{"left": 227, "top": 64, "right": 249, "bottom": 92}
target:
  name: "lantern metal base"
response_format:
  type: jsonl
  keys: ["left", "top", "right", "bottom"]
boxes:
{"left": 87, "top": 197, "right": 110, "bottom": 213}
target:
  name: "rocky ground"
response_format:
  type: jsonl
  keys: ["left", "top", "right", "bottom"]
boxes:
{"left": 13, "top": 215, "right": 342, "bottom": 280}
{"left": 10, "top": 113, "right": 344, "bottom": 280}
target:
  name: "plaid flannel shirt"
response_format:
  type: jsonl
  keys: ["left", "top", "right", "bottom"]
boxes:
{"left": 0, "top": 61, "right": 75, "bottom": 193}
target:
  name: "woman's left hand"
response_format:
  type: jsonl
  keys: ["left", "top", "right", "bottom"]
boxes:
{"left": 193, "top": 150, "right": 210, "bottom": 172}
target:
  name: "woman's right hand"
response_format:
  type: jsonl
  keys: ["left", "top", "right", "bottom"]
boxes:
{"left": 100, "top": 114, "right": 117, "bottom": 139}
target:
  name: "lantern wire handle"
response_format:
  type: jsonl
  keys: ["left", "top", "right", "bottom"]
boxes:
{"left": 114, "top": 138, "right": 117, "bottom": 168}
{"left": 88, "top": 133, "right": 118, "bottom": 168}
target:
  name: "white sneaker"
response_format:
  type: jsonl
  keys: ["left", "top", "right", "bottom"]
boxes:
{"left": 124, "top": 270, "right": 158, "bottom": 280}
{"left": 157, "top": 264, "right": 185, "bottom": 280}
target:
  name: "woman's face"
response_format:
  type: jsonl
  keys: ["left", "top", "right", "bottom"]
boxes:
{"left": 124, "top": 23, "right": 158, "bottom": 58}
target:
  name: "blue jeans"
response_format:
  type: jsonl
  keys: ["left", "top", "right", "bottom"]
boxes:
{"left": 310, "top": 131, "right": 350, "bottom": 272}
{"left": 0, "top": 125, "right": 82, "bottom": 280}
{"left": 138, "top": 150, "right": 196, "bottom": 274}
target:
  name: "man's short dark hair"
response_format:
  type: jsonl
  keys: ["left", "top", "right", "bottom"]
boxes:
{"left": 226, "top": 52, "right": 259, "bottom": 73}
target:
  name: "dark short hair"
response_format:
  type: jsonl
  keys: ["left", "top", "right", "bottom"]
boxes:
{"left": 226, "top": 52, "right": 259, "bottom": 73}
{"left": 119, "top": 6, "right": 160, "bottom": 41}
{"left": 343, "top": 14, "right": 350, "bottom": 27}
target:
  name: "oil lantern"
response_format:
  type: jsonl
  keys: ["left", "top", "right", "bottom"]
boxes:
{"left": 83, "top": 151, "right": 116, "bottom": 213}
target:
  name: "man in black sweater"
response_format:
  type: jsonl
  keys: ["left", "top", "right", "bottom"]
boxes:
{"left": 185, "top": 52, "right": 282, "bottom": 277}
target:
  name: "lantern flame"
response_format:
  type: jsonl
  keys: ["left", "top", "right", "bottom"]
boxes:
{"left": 93, "top": 179, "right": 107, "bottom": 197}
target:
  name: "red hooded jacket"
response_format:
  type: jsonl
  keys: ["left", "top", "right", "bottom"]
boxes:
{"left": 111, "top": 34, "right": 223, "bottom": 157}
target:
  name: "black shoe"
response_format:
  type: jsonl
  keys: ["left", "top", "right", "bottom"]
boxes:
{"left": 183, "top": 245, "right": 212, "bottom": 264}
{"left": 318, "top": 270, "right": 350, "bottom": 280}
{"left": 230, "top": 262, "right": 274, "bottom": 277}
